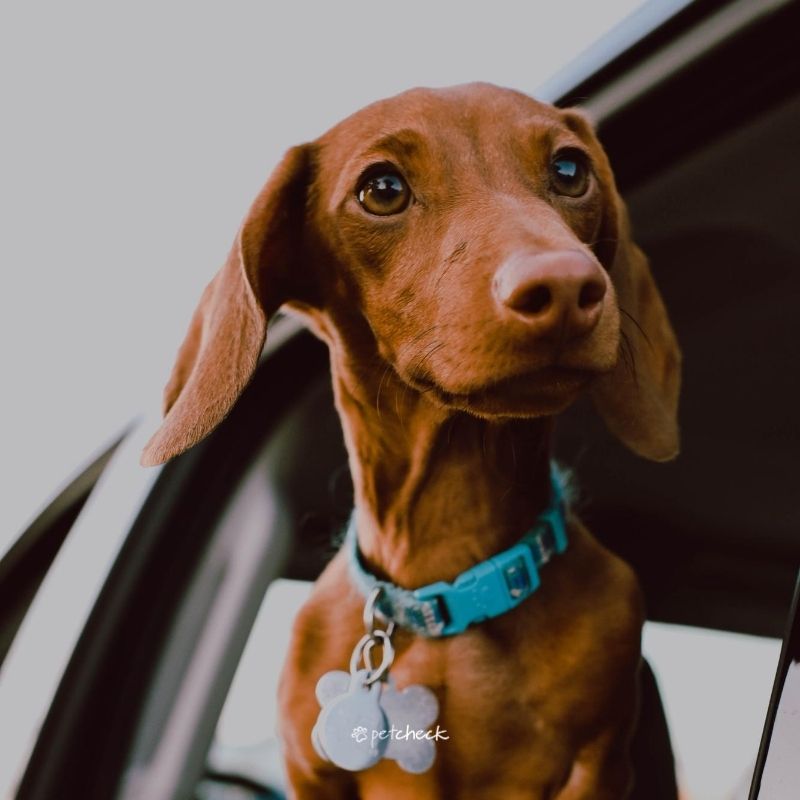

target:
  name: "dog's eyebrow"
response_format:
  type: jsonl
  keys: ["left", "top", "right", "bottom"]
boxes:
{"left": 522, "top": 120, "right": 579, "bottom": 145}
{"left": 358, "top": 129, "right": 427, "bottom": 162}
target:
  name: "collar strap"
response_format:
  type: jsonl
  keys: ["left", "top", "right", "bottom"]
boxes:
{"left": 346, "top": 463, "right": 569, "bottom": 638}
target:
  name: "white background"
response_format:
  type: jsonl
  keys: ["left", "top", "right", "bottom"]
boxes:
{"left": 0, "top": 2, "right": 782, "bottom": 799}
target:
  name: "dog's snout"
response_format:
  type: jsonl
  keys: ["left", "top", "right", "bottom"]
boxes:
{"left": 493, "top": 250, "right": 606, "bottom": 337}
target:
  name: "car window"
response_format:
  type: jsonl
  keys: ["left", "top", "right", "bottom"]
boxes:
{"left": 643, "top": 624, "right": 780, "bottom": 799}
{"left": 204, "top": 579, "right": 312, "bottom": 796}
{"left": 750, "top": 574, "right": 800, "bottom": 799}
{"left": 0, "top": 428, "right": 159, "bottom": 800}
{"left": 757, "top": 661, "right": 800, "bottom": 797}
{"left": 0, "top": 436, "right": 121, "bottom": 666}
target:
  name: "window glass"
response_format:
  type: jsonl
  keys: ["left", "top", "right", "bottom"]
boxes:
{"left": 207, "top": 580, "right": 313, "bottom": 793}
{"left": 643, "top": 624, "right": 781, "bottom": 799}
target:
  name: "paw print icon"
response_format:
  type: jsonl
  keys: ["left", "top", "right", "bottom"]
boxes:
{"left": 351, "top": 726, "right": 368, "bottom": 743}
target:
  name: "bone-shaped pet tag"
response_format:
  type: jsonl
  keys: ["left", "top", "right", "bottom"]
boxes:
{"left": 379, "top": 678, "right": 441, "bottom": 774}
{"left": 313, "top": 668, "right": 388, "bottom": 771}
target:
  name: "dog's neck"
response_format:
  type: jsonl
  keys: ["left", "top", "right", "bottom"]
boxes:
{"left": 332, "top": 362, "right": 554, "bottom": 589}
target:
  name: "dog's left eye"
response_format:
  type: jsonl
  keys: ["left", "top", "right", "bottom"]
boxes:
{"left": 357, "top": 168, "right": 411, "bottom": 216}
{"left": 550, "top": 151, "right": 590, "bottom": 197}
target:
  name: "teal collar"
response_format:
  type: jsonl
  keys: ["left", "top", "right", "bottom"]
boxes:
{"left": 346, "top": 463, "right": 569, "bottom": 638}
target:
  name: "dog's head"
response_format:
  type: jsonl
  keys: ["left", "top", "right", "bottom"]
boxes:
{"left": 141, "top": 83, "right": 680, "bottom": 466}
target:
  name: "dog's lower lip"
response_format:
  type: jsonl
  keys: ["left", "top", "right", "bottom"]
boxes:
{"left": 475, "top": 365, "right": 593, "bottom": 396}
{"left": 415, "top": 364, "right": 595, "bottom": 404}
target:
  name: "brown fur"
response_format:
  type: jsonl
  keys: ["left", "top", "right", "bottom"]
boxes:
{"left": 142, "top": 83, "right": 681, "bottom": 799}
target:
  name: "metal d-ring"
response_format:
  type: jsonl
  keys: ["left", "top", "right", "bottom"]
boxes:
{"left": 345, "top": 587, "right": 396, "bottom": 686}
{"left": 349, "top": 633, "right": 373, "bottom": 676}
{"left": 348, "top": 628, "right": 395, "bottom": 685}
{"left": 362, "top": 629, "right": 394, "bottom": 685}
{"left": 362, "top": 586, "right": 396, "bottom": 638}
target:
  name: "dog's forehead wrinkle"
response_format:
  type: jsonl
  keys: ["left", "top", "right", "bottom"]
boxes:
{"left": 358, "top": 128, "right": 428, "bottom": 162}
{"left": 446, "top": 240, "right": 468, "bottom": 263}
{"left": 319, "top": 83, "right": 564, "bottom": 157}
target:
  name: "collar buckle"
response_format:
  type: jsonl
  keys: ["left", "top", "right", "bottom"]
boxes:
{"left": 414, "top": 541, "right": 541, "bottom": 636}
{"left": 346, "top": 462, "right": 570, "bottom": 638}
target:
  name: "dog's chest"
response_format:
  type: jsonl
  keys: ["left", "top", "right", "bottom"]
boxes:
{"left": 378, "top": 608, "right": 617, "bottom": 791}
{"left": 283, "top": 533, "right": 642, "bottom": 797}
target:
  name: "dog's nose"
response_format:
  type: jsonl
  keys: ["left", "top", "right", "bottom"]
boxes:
{"left": 493, "top": 250, "right": 606, "bottom": 337}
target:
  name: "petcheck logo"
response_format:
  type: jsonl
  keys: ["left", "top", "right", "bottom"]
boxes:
{"left": 351, "top": 726, "right": 369, "bottom": 743}
{"left": 351, "top": 724, "right": 449, "bottom": 749}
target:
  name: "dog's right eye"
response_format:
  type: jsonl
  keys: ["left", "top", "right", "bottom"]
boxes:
{"left": 356, "top": 168, "right": 411, "bottom": 216}
{"left": 549, "top": 148, "right": 593, "bottom": 199}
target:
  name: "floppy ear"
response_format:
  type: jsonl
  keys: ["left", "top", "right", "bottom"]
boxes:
{"left": 561, "top": 107, "right": 681, "bottom": 461}
{"left": 141, "top": 145, "right": 311, "bottom": 466}
{"left": 591, "top": 200, "right": 682, "bottom": 461}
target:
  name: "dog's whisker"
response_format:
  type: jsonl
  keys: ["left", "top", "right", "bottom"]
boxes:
{"left": 619, "top": 329, "right": 639, "bottom": 386}
{"left": 395, "top": 386, "right": 404, "bottom": 434}
{"left": 619, "top": 306, "right": 652, "bottom": 349}
{"left": 618, "top": 330, "right": 632, "bottom": 374}
{"left": 586, "top": 235, "right": 620, "bottom": 249}
{"left": 375, "top": 363, "right": 392, "bottom": 420}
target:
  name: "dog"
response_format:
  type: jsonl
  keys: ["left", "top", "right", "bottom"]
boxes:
{"left": 142, "top": 83, "right": 681, "bottom": 799}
